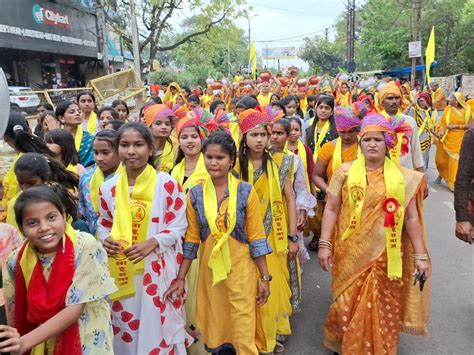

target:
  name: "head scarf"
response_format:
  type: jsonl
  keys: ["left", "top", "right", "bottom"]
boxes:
{"left": 360, "top": 113, "right": 413, "bottom": 149}
{"left": 357, "top": 93, "right": 375, "bottom": 112}
{"left": 144, "top": 104, "right": 173, "bottom": 127}
{"left": 166, "top": 102, "right": 188, "bottom": 119}
{"left": 334, "top": 102, "right": 367, "bottom": 130}
{"left": 263, "top": 105, "right": 285, "bottom": 122}
{"left": 451, "top": 92, "right": 469, "bottom": 110}
{"left": 417, "top": 92, "right": 432, "bottom": 107}
{"left": 379, "top": 81, "right": 402, "bottom": 104}
{"left": 176, "top": 109, "right": 207, "bottom": 139}
{"left": 202, "top": 108, "right": 230, "bottom": 134}
{"left": 238, "top": 109, "right": 271, "bottom": 135}
{"left": 162, "top": 82, "right": 182, "bottom": 103}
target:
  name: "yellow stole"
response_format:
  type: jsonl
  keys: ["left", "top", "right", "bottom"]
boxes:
{"left": 441, "top": 106, "right": 471, "bottom": 142}
{"left": 90, "top": 165, "right": 122, "bottom": 213}
{"left": 229, "top": 121, "right": 241, "bottom": 147}
{"left": 415, "top": 106, "right": 436, "bottom": 136}
{"left": 285, "top": 140, "right": 310, "bottom": 190}
{"left": 1, "top": 153, "right": 22, "bottom": 209}
{"left": 108, "top": 164, "right": 157, "bottom": 301}
{"left": 20, "top": 223, "right": 77, "bottom": 355}
{"left": 381, "top": 110, "right": 405, "bottom": 166}
{"left": 85, "top": 111, "right": 98, "bottom": 134}
{"left": 74, "top": 126, "right": 84, "bottom": 153}
{"left": 203, "top": 174, "right": 238, "bottom": 285}
{"left": 343, "top": 156, "right": 405, "bottom": 278}
{"left": 312, "top": 120, "right": 330, "bottom": 160}
{"left": 248, "top": 159, "right": 288, "bottom": 253}
{"left": 332, "top": 138, "right": 361, "bottom": 173}
{"left": 336, "top": 92, "right": 351, "bottom": 107}
{"left": 157, "top": 141, "right": 174, "bottom": 173}
{"left": 171, "top": 154, "right": 208, "bottom": 192}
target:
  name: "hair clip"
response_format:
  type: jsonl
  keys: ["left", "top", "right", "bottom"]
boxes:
{"left": 13, "top": 125, "right": 24, "bottom": 133}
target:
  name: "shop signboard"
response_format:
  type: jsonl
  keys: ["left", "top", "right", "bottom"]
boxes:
{"left": 0, "top": 0, "right": 98, "bottom": 58}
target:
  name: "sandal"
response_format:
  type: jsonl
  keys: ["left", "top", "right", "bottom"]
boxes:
{"left": 274, "top": 341, "right": 285, "bottom": 353}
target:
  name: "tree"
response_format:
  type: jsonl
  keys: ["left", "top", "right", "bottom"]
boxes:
{"left": 299, "top": 37, "right": 345, "bottom": 76}
{"left": 104, "top": 0, "right": 245, "bottom": 68}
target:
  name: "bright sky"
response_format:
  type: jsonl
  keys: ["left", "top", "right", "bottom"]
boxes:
{"left": 234, "top": 0, "right": 348, "bottom": 71}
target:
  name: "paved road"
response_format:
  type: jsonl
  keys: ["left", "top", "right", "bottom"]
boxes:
{"left": 285, "top": 152, "right": 473, "bottom": 354}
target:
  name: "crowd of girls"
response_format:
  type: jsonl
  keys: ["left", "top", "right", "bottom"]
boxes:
{"left": 0, "top": 73, "right": 449, "bottom": 354}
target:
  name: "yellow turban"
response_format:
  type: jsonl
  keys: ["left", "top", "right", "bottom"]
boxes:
{"left": 379, "top": 81, "right": 402, "bottom": 104}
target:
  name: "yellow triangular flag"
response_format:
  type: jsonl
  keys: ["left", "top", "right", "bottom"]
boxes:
{"left": 425, "top": 26, "right": 435, "bottom": 84}
{"left": 249, "top": 41, "right": 257, "bottom": 80}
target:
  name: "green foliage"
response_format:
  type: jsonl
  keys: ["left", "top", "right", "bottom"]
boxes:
{"left": 299, "top": 37, "right": 345, "bottom": 76}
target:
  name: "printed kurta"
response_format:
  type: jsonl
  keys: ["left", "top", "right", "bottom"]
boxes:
{"left": 3, "top": 231, "right": 117, "bottom": 355}
{"left": 97, "top": 172, "right": 193, "bottom": 354}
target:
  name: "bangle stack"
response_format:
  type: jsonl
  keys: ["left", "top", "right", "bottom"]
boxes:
{"left": 318, "top": 239, "right": 333, "bottom": 251}
{"left": 412, "top": 253, "right": 429, "bottom": 261}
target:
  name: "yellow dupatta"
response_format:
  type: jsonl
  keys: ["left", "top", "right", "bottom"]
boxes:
{"left": 74, "top": 126, "right": 84, "bottom": 153}
{"left": 85, "top": 111, "right": 98, "bottom": 135}
{"left": 90, "top": 165, "right": 122, "bottom": 213}
{"left": 336, "top": 92, "right": 351, "bottom": 107}
{"left": 441, "top": 105, "right": 471, "bottom": 143}
{"left": 331, "top": 138, "right": 361, "bottom": 173}
{"left": 342, "top": 156, "right": 405, "bottom": 278}
{"left": 248, "top": 158, "right": 288, "bottom": 253}
{"left": 108, "top": 164, "right": 157, "bottom": 301}
{"left": 203, "top": 174, "right": 238, "bottom": 285}
{"left": 415, "top": 106, "right": 437, "bottom": 136}
{"left": 157, "top": 141, "right": 174, "bottom": 173}
{"left": 381, "top": 110, "right": 405, "bottom": 166}
{"left": 312, "top": 119, "right": 330, "bottom": 160}
{"left": 1, "top": 153, "right": 22, "bottom": 209}
{"left": 285, "top": 139, "right": 310, "bottom": 189}
{"left": 171, "top": 154, "right": 208, "bottom": 192}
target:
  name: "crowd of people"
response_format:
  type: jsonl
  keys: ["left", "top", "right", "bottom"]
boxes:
{"left": 0, "top": 68, "right": 472, "bottom": 354}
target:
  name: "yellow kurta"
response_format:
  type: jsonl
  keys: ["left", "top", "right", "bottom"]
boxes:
{"left": 435, "top": 106, "right": 470, "bottom": 190}
{"left": 324, "top": 164, "right": 430, "bottom": 355}
{"left": 185, "top": 185, "right": 267, "bottom": 354}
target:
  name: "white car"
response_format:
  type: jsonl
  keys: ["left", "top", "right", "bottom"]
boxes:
{"left": 9, "top": 86, "right": 41, "bottom": 112}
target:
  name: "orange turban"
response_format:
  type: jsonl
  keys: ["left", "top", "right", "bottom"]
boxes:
{"left": 144, "top": 104, "right": 173, "bottom": 127}
{"left": 238, "top": 109, "right": 271, "bottom": 135}
{"left": 379, "top": 81, "right": 402, "bottom": 104}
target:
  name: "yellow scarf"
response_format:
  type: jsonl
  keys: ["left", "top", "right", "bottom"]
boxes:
{"left": 332, "top": 138, "right": 361, "bottom": 173}
{"left": 90, "top": 165, "right": 122, "bottom": 213}
{"left": 285, "top": 140, "right": 310, "bottom": 190}
{"left": 203, "top": 174, "right": 238, "bottom": 285}
{"left": 171, "top": 154, "right": 208, "bottom": 192}
{"left": 381, "top": 110, "right": 405, "bottom": 166}
{"left": 74, "top": 126, "right": 84, "bottom": 153}
{"left": 157, "top": 141, "right": 174, "bottom": 173}
{"left": 336, "top": 92, "right": 351, "bottom": 107}
{"left": 248, "top": 159, "right": 287, "bottom": 253}
{"left": 2, "top": 153, "right": 22, "bottom": 209}
{"left": 85, "top": 111, "right": 98, "bottom": 135}
{"left": 313, "top": 120, "right": 330, "bottom": 160}
{"left": 415, "top": 106, "right": 436, "bottom": 136}
{"left": 343, "top": 156, "right": 405, "bottom": 278}
{"left": 108, "top": 164, "right": 157, "bottom": 301}
{"left": 229, "top": 121, "right": 241, "bottom": 147}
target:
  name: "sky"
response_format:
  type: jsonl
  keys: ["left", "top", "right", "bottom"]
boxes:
{"left": 234, "top": 0, "right": 348, "bottom": 71}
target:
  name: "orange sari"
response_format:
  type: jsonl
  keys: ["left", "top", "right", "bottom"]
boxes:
{"left": 324, "top": 164, "right": 430, "bottom": 354}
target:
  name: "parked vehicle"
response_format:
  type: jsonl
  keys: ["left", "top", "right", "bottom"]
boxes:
{"left": 9, "top": 86, "right": 41, "bottom": 112}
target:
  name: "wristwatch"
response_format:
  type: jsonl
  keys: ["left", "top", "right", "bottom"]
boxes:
{"left": 288, "top": 234, "right": 299, "bottom": 242}
{"left": 261, "top": 274, "right": 272, "bottom": 282}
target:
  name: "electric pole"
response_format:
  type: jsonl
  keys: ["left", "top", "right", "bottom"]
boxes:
{"left": 96, "top": 0, "right": 109, "bottom": 74}
{"left": 325, "top": 27, "right": 329, "bottom": 41}
{"left": 346, "top": 0, "right": 356, "bottom": 72}
{"left": 130, "top": 0, "right": 141, "bottom": 76}
{"left": 411, "top": 0, "right": 422, "bottom": 87}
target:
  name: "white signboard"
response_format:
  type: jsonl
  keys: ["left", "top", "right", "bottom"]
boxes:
{"left": 409, "top": 41, "right": 421, "bottom": 58}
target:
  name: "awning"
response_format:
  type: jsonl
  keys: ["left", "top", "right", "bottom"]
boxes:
{"left": 382, "top": 61, "right": 439, "bottom": 76}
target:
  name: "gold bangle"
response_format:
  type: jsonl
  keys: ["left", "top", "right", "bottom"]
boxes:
{"left": 412, "top": 254, "right": 429, "bottom": 261}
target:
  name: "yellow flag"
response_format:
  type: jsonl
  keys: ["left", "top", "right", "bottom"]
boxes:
{"left": 249, "top": 41, "right": 257, "bottom": 79}
{"left": 425, "top": 26, "right": 435, "bottom": 84}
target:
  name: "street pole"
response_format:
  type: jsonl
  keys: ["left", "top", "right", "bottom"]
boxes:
{"left": 247, "top": 13, "right": 258, "bottom": 75}
{"left": 266, "top": 42, "right": 269, "bottom": 69}
{"left": 130, "top": 0, "right": 141, "bottom": 76}
{"left": 411, "top": 0, "right": 422, "bottom": 87}
{"left": 96, "top": 0, "right": 109, "bottom": 75}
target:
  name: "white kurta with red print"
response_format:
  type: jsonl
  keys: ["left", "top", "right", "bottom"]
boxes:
{"left": 97, "top": 171, "right": 194, "bottom": 355}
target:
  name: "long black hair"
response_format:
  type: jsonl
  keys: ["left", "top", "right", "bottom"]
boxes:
{"left": 55, "top": 100, "right": 78, "bottom": 119}
{"left": 111, "top": 99, "right": 130, "bottom": 115}
{"left": 44, "top": 129, "right": 80, "bottom": 166}
{"left": 14, "top": 152, "right": 79, "bottom": 190}
{"left": 4, "top": 112, "right": 55, "bottom": 157}
{"left": 117, "top": 121, "right": 155, "bottom": 168}
{"left": 202, "top": 132, "right": 237, "bottom": 168}
{"left": 14, "top": 185, "right": 78, "bottom": 229}
{"left": 305, "top": 95, "right": 338, "bottom": 151}
{"left": 237, "top": 129, "right": 270, "bottom": 182}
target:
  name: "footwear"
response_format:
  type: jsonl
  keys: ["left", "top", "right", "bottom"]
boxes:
{"left": 434, "top": 175, "right": 442, "bottom": 184}
{"left": 274, "top": 341, "right": 285, "bottom": 353}
{"left": 308, "top": 235, "right": 319, "bottom": 252}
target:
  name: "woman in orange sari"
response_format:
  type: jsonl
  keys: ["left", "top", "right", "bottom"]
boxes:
{"left": 318, "top": 113, "right": 431, "bottom": 355}
{"left": 434, "top": 92, "right": 472, "bottom": 191}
